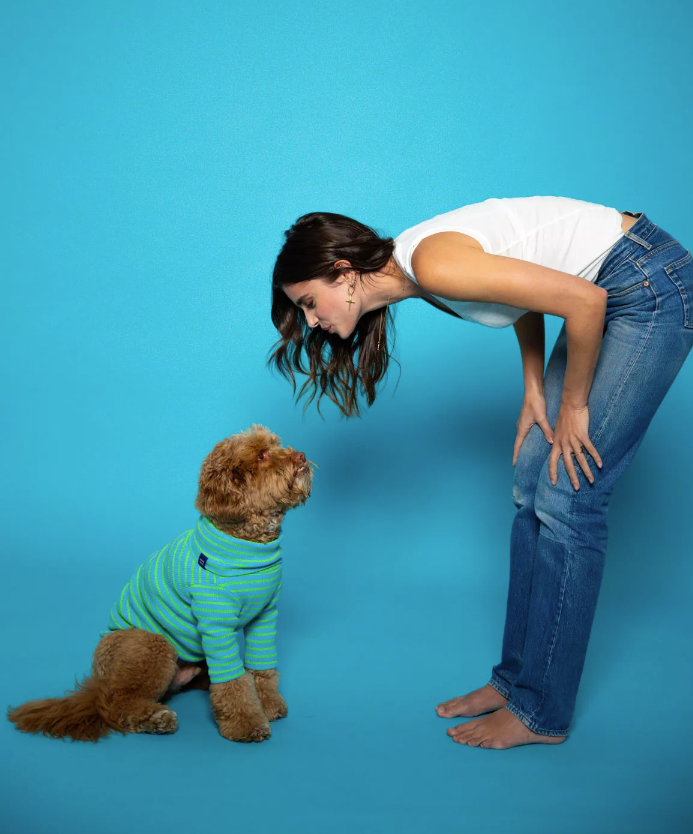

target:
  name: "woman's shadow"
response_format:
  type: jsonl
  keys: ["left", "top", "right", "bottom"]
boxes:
{"left": 310, "top": 385, "right": 690, "bottom": 727}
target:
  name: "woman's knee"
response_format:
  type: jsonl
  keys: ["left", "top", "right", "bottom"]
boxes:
{"left": 533, "top": 470, "right": 608, "bottom": 552}
{"left": 513, "top": 424, "right": 552, "bottom": 510}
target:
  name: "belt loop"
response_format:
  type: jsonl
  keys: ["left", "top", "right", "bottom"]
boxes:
{"left": 624, "top": 230, "right": 652, "bottom": 249}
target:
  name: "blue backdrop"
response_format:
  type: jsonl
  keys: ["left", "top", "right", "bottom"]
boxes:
{"left": 2, "top": 1, "right": 692, "bottom": 832}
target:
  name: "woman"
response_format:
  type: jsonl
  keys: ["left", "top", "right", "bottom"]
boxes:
{"left": 268, "top": 196, "right": 693, "bottom": 749}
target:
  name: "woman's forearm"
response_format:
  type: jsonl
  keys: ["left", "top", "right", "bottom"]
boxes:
{"left": 513, "top": 311, "right": 546, "bottom": 396}
{"left": 561, "top": 294, "right": 608, "bottom": 408}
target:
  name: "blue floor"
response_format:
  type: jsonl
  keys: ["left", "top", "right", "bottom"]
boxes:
{"left": 4, "top": 397, "right": 693, "bottom": 832}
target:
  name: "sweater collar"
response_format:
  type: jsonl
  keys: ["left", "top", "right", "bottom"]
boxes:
{"left": 189, "top": 516, "right": 282, "bottom": 574}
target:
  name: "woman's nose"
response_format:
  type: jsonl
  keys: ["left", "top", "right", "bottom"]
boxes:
{"left": 305, "top": 312, "right": 319, "bottom": 328}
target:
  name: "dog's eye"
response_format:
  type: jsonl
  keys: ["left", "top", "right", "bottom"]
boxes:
{"left": 257, "top": 450, "right": 271, "bottom": 462}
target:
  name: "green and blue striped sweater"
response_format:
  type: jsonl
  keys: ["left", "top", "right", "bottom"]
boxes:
{"left": 105, "top": 516, "right": 283, "bottom": 683}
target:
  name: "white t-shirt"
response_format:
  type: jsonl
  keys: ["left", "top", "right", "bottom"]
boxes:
{"left": 392, "top": 196, "right": 625, "bottom": 328}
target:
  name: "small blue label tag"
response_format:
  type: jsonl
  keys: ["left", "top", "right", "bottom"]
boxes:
{"left": 198, "top": 553, "right": 208, "bottom": 569}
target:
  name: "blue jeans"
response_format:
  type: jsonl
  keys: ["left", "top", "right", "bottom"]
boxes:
{"left": 488, "top": 211, "right": 693, "bottom": 737}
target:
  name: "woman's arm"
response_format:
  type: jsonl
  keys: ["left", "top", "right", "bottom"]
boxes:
{"left": 512, "top": 311, "right": 555, "bottom": 465}
{"left": 411, "top": 233, "right": 608, "bottom": 407}
{"left": 513, "top": 311, "right": 545, "bottom": 395}
{"left": 559, "top": 298, "right": 607, "bottom": 407}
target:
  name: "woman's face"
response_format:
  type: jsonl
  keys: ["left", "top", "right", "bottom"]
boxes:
{"left": 283, "top": 275, "right": 356, "bottom": 338}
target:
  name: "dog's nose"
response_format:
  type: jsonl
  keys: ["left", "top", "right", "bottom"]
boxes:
{"left": 292, "top": 451, "right": 305, "bottom": 464}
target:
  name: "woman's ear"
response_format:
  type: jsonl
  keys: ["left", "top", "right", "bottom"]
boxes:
{"left": 333, "top": 260, "right": 358, "bottom": 286}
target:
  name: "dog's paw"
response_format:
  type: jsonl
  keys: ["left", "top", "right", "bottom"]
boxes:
{"left": 128, "top": 707, "right": 178, "bottom": 734}
{"left": 260, "top": 691, "right": 288, "bottom": 722}
{"left": 218, "top": 714, "right": 271, "bottom": 743}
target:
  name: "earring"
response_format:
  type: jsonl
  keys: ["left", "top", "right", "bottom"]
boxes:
{"left": 346, "top": 285, "right": 355, "bottom": 307}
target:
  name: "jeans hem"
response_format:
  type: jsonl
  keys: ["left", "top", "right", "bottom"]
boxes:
{"left": 487, "top": 676, "right": 512, "bottom": 700}
{"left": 504, "top": 702, "right": 570, "bottom": 738}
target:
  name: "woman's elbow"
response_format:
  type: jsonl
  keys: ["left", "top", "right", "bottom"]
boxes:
{"left": 585, "top": 285, "right": 608, "bottom": 313}
{"left": 594, "top": 286, "right": 608, "bottom": 305}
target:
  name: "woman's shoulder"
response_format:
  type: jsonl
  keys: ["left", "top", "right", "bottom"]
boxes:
{"left": 410, "top": 231, "right": 483, "bottom": 275}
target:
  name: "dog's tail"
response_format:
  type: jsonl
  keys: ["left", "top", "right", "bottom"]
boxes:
{"left": 7, "top": 676, "right": 127, "bottom": 742}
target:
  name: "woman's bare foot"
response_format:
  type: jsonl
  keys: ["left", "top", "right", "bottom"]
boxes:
{"left": 448, "top": 708, "right": 566, "bottom": 749}
{"left": 436, "top": 684, "right": 508, "bottom": 718}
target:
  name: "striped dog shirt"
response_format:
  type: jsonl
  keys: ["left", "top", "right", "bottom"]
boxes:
{"left": 104, "top": 516, "right": 283, "bottom": 683}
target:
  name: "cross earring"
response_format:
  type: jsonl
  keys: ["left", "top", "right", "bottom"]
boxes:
{"left": 346, "top": 286, "right": 355, "bottom": 307}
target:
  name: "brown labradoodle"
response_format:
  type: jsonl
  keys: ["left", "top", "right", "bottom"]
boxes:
{"left": 8, "top": 424, "right": 313, "bottom": 743}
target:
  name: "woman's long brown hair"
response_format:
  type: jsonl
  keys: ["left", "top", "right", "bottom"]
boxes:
{"left": 268, "top": 211, "right": 461, "bottom": 418}
{"left": 268, "top": 212, "right": 400, "bottom": 419}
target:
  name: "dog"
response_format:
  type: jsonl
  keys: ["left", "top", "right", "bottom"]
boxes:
{"left": 7, "top": 424, "right": 313, "bottom": 743}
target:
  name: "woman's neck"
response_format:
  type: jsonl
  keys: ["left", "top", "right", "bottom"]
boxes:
{"left": 360, "top": 257, "right": 423, "bottom": 313}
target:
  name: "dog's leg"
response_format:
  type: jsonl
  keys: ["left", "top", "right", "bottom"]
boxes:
{"left": 209, "top": 672, "right": 271, "bottom": 742}
{"left": 92, "top": 628, "right": 180, "bottom": 734}
{"left": 8, "top": 628, "right": 180, "bottom": 741}
{"left": 247, "top": 668, "right": 287, "bottom": 721}
{"left": 243, "top": 601, "right": 286, "bottom": 721}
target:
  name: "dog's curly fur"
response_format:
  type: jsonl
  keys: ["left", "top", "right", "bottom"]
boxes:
{"left": 7, "top": 424, "right": 313, "bottom": 743}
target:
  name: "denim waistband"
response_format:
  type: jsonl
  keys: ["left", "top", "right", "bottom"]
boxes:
{"left": 595, "top": 211, "right": 666, "bottom": 285}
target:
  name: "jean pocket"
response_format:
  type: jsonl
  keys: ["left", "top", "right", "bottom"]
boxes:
{"left": 664, "top": 250, "right": 693, "bottom": 329}
{"left": 607, "top": 280, "right": 649, "bottom": 299}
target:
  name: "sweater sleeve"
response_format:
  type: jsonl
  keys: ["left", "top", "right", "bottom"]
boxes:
{"left": 189, "top": 586, "right": 244, "bottom": 683}
{"left": 243, "top": 588, "right": 281, "bottom": 671}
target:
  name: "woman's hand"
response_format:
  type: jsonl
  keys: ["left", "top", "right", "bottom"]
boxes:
{"left": 513, "top": 390, "right": 554, "bottom": 466}
{"left": 549, "top": 403, "right": 602, "bottom": 489}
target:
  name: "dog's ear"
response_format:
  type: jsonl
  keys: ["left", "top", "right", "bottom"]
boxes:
{"left": 194, "top": 439, "right": 248, "bottom": 521}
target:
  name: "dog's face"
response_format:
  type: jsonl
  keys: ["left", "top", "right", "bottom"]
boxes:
{"left": 194, "top": 424, "right": 313, "bottom": 526}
